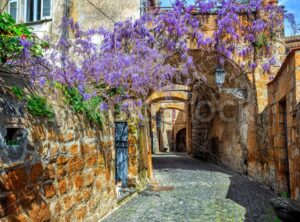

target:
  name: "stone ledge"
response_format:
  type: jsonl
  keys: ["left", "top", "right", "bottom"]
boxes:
{"left": 285, "top": 35, "right": 300, "bottom": 49}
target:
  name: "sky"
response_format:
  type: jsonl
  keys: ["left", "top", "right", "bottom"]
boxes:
{"left": 279, "top": 0, "right": 300, "bottom": 36}
{"left": 160, "top": 0, "right": 300, "bottom": 36}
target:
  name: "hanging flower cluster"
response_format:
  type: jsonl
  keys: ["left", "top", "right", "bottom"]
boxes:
{"left": 2, "top": 0, "right": 298, "bottom": 108}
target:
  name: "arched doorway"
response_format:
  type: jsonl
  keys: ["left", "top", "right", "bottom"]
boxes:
{"left": 176, "top": 128, "right": 186, "bottom": 152}
{"left": 147, "top": 85, "right": 192, "bottom": 154}
{"left": 154, "top": 107, "right": 188, "bottom": 153}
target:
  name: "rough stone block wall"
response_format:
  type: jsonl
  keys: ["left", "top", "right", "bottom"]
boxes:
{"left": 187, "top": 7, "right": 286, "bottom": 188}
{"left": 0, "top": 73, "right": 150, "bottom": 221}
{"left": 210, "top": 99, "right": 249, "bottom": 173}
{"left": 190, "top": 53, "right": 252, "bottom": 174}
{"left": 127, "top": 118, "right": 151, "bottom": 188}
{"left": 252, "top": 49, "right": 300, "bottom": 200}
{"left": 250, "top": 107, "right": 276, "bottom": 186}
{"left": 191, "top": 88, "right": 211, "bottom": 159}
{"left": 266, "top": 56, "right": 296, "bottom": 195}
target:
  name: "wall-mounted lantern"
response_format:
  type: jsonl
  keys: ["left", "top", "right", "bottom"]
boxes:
{"left": 214, "top": 66, "right": 248, "bottom": 100}
{"left": 215, "top": 65, "right": 226, "bottom": 89}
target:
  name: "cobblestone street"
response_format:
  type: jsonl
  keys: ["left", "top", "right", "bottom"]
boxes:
{"left": 103, "top": 153, "right": 277, "bottom": 222}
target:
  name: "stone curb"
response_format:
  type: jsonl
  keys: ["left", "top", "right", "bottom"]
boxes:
{"left": 99, "top": 187, "right": 147, "bottom": 221}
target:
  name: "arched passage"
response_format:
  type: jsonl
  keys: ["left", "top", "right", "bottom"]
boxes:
{"left": 187, "top": 49, "right": 254, "bottom": 173}
{"left": 147, "top": 85, "right": 192, "bottom": 154}
{"left": 155, "top": 108, "right": 188, "bottom": 152}
{"left": 146, "top": 50, "right": 255, "bottom": 174}
{"left": 147, "top": 91, "right": 191, "bottom": 104}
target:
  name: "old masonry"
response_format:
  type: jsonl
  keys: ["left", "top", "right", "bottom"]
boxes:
{"left": 1, "top": 0, "right": 300, "bottom": 221}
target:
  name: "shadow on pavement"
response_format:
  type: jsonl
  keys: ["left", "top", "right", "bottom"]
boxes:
{"left": 152, "top": 152, "right": 277, "bottom": 222}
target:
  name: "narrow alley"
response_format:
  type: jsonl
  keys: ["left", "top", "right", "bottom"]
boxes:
{"left": 103, "top": 153, "right": 277, "bottom": 222}
{"left": 1, "top": 1, "right": 300, "bottom": 221}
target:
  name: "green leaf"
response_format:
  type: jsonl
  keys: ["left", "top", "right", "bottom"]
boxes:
{"left": 27, "top": 94, "right": 55, "bottom": 118}
{"left": 11, "top": 86, "right": 24, "bottom": 100}
{"left": 0, "top": 13, "right": 45, "bottom": 63}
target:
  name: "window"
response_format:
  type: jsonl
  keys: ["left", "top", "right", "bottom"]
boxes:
{"left": 8, "top": 0, "right": 18, "bottom": 21}
{"left": 42, "top": 0, "right": 51, "bottom": 17}
{"left": 25, "top": 0, "right": 51, "bottom": 22}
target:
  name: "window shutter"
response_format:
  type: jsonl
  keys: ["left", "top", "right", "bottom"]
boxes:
{"left": 42, "top": 0, "right": 51, "bottom": 17}
{"left": 9, "top": 1, "right": 18, "bottom": 21}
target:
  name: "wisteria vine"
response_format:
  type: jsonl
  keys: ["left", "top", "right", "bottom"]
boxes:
{"left": 2, "top": 0, "right": 298, "bottom": 111}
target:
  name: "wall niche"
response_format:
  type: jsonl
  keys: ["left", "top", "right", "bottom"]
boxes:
{"left": 0, "top": 127, "right": 28, "bottom": 164}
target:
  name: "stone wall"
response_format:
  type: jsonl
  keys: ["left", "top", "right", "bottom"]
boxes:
{"left": 191, "top": 87, "right": 211, "bottom": 159}
{"left": 71, "top": 0, "right": 141, "bottom": 31}
{"left": 247, "top": 107, "right": 272, "bottom": 185}
{"left": 263, "top": 49, "right": 300, "bottom": 199}
{"left": 186, "top": 1, "right": 287, "bottom": 188}
{"left": 191, "top": 85, "right": 250, "bottom": 173}
{"left": 189, "top": 49, "right": 253, "bottom": 174}
{"left": 127, "top": 116, "right": 152, "bottom": 188}
{"left": 209, "top": 99, "right": 249, "bottom": 173}
{"left": 245, "top": 48, "right": 300, "bottom": 200}
{"left": 0, "top": 73, "right": 150, "bottom": 221}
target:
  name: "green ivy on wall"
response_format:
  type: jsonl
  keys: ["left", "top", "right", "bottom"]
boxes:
{"left": 10, "top": 86, "right": 54, "bottom": 118}
{"left": 56, "top": 83, "right": 104, "bottom": 127}
{"left": 10, "top": 84, "right": 106, "bottom": 126}
{"left": 254, "top": 34, "right": 268, "bottom": 49}
{"left": 11, "top": 86, "right": 25, "bottom": 100}
{"left": 27, "top": 94, "right": 54, "bottom": 118}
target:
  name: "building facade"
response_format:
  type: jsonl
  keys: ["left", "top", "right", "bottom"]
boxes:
{"left": 1, "top": 0, "right": 142, "bottom": 38}
{"left": 267, "top": 47, "right": 300, "bottom": 199}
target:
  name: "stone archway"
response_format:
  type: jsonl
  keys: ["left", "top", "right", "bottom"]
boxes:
{"left": 147, "top": 85, "right": 192, "bottom": 154}
{"left": 188, "top": 49, "right": 254, "bottom": 173}
{"left": 146, "top": 50, "right": 255, "bottom": 175}
{"left": 146, "top": 91, "right": 190, "bottom": 104}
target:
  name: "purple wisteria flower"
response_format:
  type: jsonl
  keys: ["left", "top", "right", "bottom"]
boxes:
{"left": 100, "top": 103, "right": 109, "bottom": 111}
{"left": 11, "top": 0, "right": 296, "bottom": 117}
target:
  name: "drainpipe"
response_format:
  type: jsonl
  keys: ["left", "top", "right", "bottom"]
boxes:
{"left": 60, "top": 0, "right": 70, "bottom": 80}
{"left": 140, "top": 0, "right": 144, "bottom": 17}
{"left": 140, "top": 0, "right": 149, "bottom": 17}
{"left": 62, "top": 0, "right": 70, "bottom": 39}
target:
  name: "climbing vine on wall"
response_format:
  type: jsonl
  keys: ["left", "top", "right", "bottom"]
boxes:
{"left": 2, "top": 1, "right": 300, "bottom": 118}
{"left": 56, "top": 83, "right": 104, "bottom": 127}
{"left": 10, "top": 86, "right": 54, "bottom": 118}
{"left": 27, "top": 94, "right": 54, "bottom": 118}
{"left": 11, "top": 86, "right": 25, "bottom": 100}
